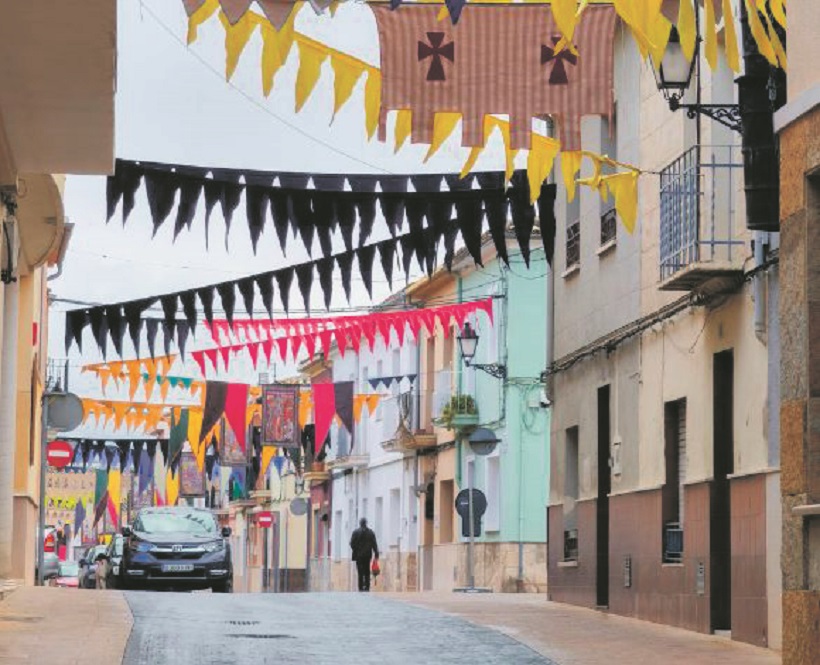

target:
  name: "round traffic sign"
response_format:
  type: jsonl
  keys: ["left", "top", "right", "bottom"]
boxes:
{"left": 46, "top": 440, "right": 75, "bottom": 468}
{"left": 290, "top": 497, "right": 308, "bottom": 516}
{"left": 257, "top": 511, "right": 273, "bottom": 528}
{"left": 455, "top": 488, "right": 487, "bottom": 517}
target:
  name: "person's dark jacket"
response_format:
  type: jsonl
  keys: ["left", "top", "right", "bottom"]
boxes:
{"left": 350, "top": 526, "right": 379, "bottom": 561}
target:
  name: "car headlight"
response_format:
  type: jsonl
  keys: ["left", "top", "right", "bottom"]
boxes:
{"left": 134, "top": 541, "right": 156, "bottom": 553}
{"left": 203, "top": 540, "right": 224, "bottom": 553}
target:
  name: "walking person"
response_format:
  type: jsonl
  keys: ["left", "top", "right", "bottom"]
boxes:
{"left": 350, "top": 518, "right": 379, "bottom": 592}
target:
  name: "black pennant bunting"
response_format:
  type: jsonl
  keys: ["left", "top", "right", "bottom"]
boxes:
{"left": 312, "top": 192, "right": 336, "bottom": 258}
{"left": 159, "top": 440, "right": 169, "bottom": 466}
{"left": 146, "top": 440, "right": 158, "bottom": 461}
{"left": 161, "top": 319, "right": 174, "bottom": 358}
{"left": 274, "top": 267, "right": 294, "bottom": 313}
{"left": 180, "top": 290, "right": 198, "bottom": 334}
{"left": 198, "top": 286, "right": 216, "bottom": 327}
{"left": 245, "top": 184, "right": 269, "bottom": 254}
{"left": 88, "top": 308, "right": 109, "bottom": 357}
{"left": 481, "top": 189, "right": 510, "bottom": 266}
{"left": 380, "top": 193, "right": 406, "bottom": 237}
{"left": 216, "top": 283, "right": 237, "bottom": 326}
{"left": 237, "top": 277, "right": 255, "bottom": 318}
{"left": 65, "top": 309, "right": 87, "bottom": 353}
{"left": 336, "top": 251, "right": 354, "bottom": 303}
{"left": 144, "top": 170, "right": 180, "bottom": 237}
{"left": 378, "top": 241, "right": 396, "bottom": 290}
{"left": 177, "top": 321, "right": 191, "bottom": 360}
{"left": 399, "top": 235, "right": 415, "bottom": 277}
{"left": 335, "top": 198, "right": 356, "bottom": 252}
{"left": 123, "top": 300, "right": 148, "bottom": 357}
{"left": 256, "top": 273, "right": 275, "bottom": 320}
{"left": 295, "top": 263, "right": 314, "bottom": 313}
{"left": 509, "top": 171, "right": 535, "bottom": 267}
{"left": 104, "top": 306, "right": 126, "bottom": 358}
{"left": 357, "top": 244, "right": 376, "bottom": 298}
{"left": 316, "top": 257, "right": 335, "bottom": 310}
{"left": 455, "top": 196, "right": 484, "bottom": 267}
{"left": 146, "top": 318, "right": 159, "bottom": 360}
{"left": 352, "top": 192, "right": 377, "bottom": 246}
{"left": 538, "top": 184, "right": 558, "bottom": 267}
{"left": 289, "top": 191, "right": 315, "bottom": 257}
{"left": 214, "top": 170, "right": 243, "bottom": 249}
{"left": 160, "top": 295, "right": 178, "bottom": 342}
{"left": 203, "top": 180, "right": 222, "bottom": 250}
{"left": 174, "top": 173, "right": 203, "bottom": 241}
{"left": 269, "top": 189, "right": 290, "bottom": 254}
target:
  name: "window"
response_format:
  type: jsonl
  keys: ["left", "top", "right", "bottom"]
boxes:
{"left": 375, "top": 497, "right": 384, "bottom": 547}
{"left": 600, "top": 207, "right": 617, "bottom": 247}
{"left": 663, "top": 399, "right": 687, "bottom": 563}
{"left": 439, "top": 480, "right": 454, "bottom": 543}
{"left": 389, "top": 488, "right": 401, "bottom": 546}
{"left": 566, "top": 220, "right": 581, "bottom": 270}
{"left": 484, "top": 456, "right": 501, "bottom": 532}
{"left": 563, "top": 426, "right": 580, "bottom": 561}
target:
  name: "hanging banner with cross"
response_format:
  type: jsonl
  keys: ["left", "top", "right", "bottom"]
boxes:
{"left": 372, "top": 4, "right": 616, "bottom": 151}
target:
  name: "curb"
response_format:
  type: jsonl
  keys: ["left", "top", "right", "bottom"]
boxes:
{"left": 0, "top": 579, "right": 19, "bottom": 602}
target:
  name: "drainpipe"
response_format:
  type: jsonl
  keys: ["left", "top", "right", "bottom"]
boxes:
{"left": 0, "top": 270, "right": 19, "bottom": 579}
{"left": 753, "top": 232, "right": 768, "bottom": 343}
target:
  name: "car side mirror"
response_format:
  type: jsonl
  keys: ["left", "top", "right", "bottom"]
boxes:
{"left": 221, "top": 527, "right": 232, "bottom": 538}
{"left": 78, "top": 559, "right": 87, "bottom": 566}
{"left": 121, "top": 526, "right": 132, "bottom": 537}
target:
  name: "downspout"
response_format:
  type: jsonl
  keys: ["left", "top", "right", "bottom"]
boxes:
{"left": 753, "top": 232, "right": 768, "bottom": 342}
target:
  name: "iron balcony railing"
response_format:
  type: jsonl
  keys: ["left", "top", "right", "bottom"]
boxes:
{"left": 563, "top": 529, "right": 579, "bottom": 561}
{"left": 659, "top": 145, "right": 746, "bottom": 282}
{"left": 663, "top": 522, "right": 684, "bottom": 564}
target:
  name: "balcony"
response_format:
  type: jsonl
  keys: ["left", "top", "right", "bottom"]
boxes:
{"left": 381, "top": 390, "right": 440, "bottom": 454}
{"left": 303, "top": 462, "right": 330, "bottom": 485}
{"left": 435, "top": 394, "right": 479, "bottom": 432}
{"left": 327, "top": 454, "right": 369, "bottom": 471}
{"left": 658, "top": 145, "right": 746, "bottom": 292}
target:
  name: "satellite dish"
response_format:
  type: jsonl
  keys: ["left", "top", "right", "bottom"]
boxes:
{"left": 289, "top": 497, "right": 308, "bottom": 516}
{"left": 46, "top": 392, "right": 83, "bottom": 433}
{"left": 15, "top": 174, "right": 65, "bottom": 276}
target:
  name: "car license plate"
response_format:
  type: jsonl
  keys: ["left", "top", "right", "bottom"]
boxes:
{"left": 161, "top": 564, "right": 194, "bottom": 573}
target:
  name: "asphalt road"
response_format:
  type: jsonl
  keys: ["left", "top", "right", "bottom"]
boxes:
{"left": 123, "top": 591, "right": 554, "bottom": 665}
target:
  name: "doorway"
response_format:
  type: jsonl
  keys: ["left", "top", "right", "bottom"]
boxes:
{"left": 597, "top": 385, "right": 611, "bottom": 608}
{"left": 711, "top": 350, "right": 734, "bottom": 632}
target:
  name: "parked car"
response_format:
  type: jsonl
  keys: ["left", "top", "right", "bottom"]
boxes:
{"left": 52, "top": 561, "right": 80, "bottom": 588}
{"left": 96, "top": 535, "right": 124, "bottom": 590}
{"left": 121, "top": 507, "right": 232, "bottom": 593}
{"left": 35, "top": 527, "right": 59, "bottom": 581}
{"left": 77, "top": 545, "right": 107, "bottom": 589}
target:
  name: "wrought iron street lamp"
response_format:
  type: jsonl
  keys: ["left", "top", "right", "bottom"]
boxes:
{"left": 457, "top": 322, "right": 507, "bottom": 380}
{"left": 650, "top": 27, "right": 741, "bottom": 133}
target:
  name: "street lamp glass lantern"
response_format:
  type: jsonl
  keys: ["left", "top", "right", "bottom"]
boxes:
{"left": 651, "top": 27, "right": 696, "bottom": 103}
{"left": 458, "top": 322, "right": 479, "bottom": 364}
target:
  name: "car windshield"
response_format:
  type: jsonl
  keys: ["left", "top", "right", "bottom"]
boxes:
{"left": 134, "top": 510, "right": 217, "bottom": 536}
{"left": 59, "top": 562, "right": 79, "bottom": 576}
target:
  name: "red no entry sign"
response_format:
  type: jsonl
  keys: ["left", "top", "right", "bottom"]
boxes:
{"left": 46, "top": 440, "right": 74, "bottom": 468}
{"left": 257, "top": 511, "right": 273, "bottom": 528}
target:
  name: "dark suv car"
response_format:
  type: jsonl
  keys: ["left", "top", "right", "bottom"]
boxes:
{"left": 121, "top": 507, "right": 232, "bottom": 593}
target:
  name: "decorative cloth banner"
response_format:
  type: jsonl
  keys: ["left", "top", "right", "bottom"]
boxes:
{"left": 225, "top": 383, "right": 250, "bottom": 453}
{"left": 312, "top": 383, "right": 336, "bottom": 456}
{"left": 68, "top": 171, "right": 552, "bottom": 359}
{"left": 334, "top": 381, "right": 355, "bottom": 436}
{"left": 261, "top": 384, "right": 300, "bottom": 448}
{"left": 373, "top": 5, "right": 616, "bottom": 151}
{"left": 107, "top": 467, "right": 121, "bottom": 526}
{"left": 200, "top": 381, "right": 230, "bottom": 445}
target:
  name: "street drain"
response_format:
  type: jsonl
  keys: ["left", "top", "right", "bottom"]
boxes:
{"left": 227, "top": 634, "right": 294, "bottom": 640}
{"left": 0, "top": 615, "right": 43, "bottom": 623}
{"left": 227, "top": 620, "right": 260, "bottom": 626}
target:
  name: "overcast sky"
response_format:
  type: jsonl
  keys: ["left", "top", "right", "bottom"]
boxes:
{"left": 48, "top": 0, "right": 519, "bottom": 433}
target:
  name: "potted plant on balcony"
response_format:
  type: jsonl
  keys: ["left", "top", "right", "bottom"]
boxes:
{"left": 436, "top": 395, "right": 478, "bottom": 431}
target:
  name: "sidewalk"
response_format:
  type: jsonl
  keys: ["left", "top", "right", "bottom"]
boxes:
{"left": 0, "top": 587, "right": 132, "bottom": 664}
{"left": 385, "top": 593, "right": 781, "bottom": 665}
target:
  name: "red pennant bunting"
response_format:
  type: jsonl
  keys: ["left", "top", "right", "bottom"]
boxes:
{"left": 393, "top": 316, "right": 406, "bottom": 347}
{"left": 192, "top": 350, "right": 208, "bottom": 377}
{"left": 219, "top": 345, "right": 232, "bottom": 370}
{"left": 334, "top": 328, "right": 347, "bottom": 358}
{"left": 248, "top": 342, "right": 260, "bottom": 369}
{"left": 304, "top": 333, "right": 316, "bottom": 359}
{"left": 348, "top": 324, "right": 362, "bottom": 354}
{"left": 261, "top": 338, "right": 274, "bottom": 363}
{"left": 312, "top": 382, "right": 335, "bottom": 456}
{"left": 204, "top": 348, "right": 219, "bottom": 372}
{"left": 275, "top": 336, "right": 289, "bottom": 362}
{"left": 319, "top": 330, "right": 333, "bottom": 358}
{"left": 224, "top": 383, "right": 249, "bottom": 452}
{"left": 476, "top": 297, "right": 494, "bottom": 323}
{"left": 291, "top": 334, "right": 304, "bottom": 359}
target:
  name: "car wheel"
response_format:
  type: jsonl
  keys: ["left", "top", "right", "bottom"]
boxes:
{"left": 211, "top": 579, "right": 233, "bottom": 594}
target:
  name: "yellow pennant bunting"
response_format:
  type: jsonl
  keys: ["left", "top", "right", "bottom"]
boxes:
{"left": 260, "top": 16, "right": 297, "bottom": 97}
{"left": 527, "top": 134, "right": 562, "bottom": 205}
{"left": 188, "top": 410, "right": 205, "bottom": 471}
{"left": 261, "top": 446, "right": 277, "bottom": 476}
{"left": 703, "top": 0, "right": 719, "bottom": 72}
{"left": 99, "top": 368, "right": 112, "bottom": 393}
{"left": 744, "top": 0, "right": 777, "bottom": 66}
{"left": 187, "top": 0, "right": 219, "bottom": 45}
{"left": 127, "top": 361, "right": 142, "bottom": 401}
{"left": 364, "top": 70, "right": 381, "bottom": 140}
{"left": 108, "top": 468, "right": 121, "bottom": 519}
{"left": 365, "top": 394, "right": 381, "bottom": 415}
{"left": 160, "top": 379, "right": 172, "bottom": 403}
{"left": 764, "top": 11, "right": 787, "bottom": 70}
{"left": 603, "top": 171, "right": 640, "bottom": 234}
{"left": 561, "top": 151, "right": 584, "bottom": 203}
{"left": 220, "top": 10, "right": 257, "bottom": 81}
{"left": 394, "top": 110, "right": 412, "bottom": 153}
{"left": 678, "top": 0, "right": 697, "bottom": 62}
{"left": 331, "top": 52, "right": 366, "bottom": 119}
{"left": 722, "top": 0, "right": 741, "bottom": 73}
{"left": 298, "top": 393, "right": 313, "bottom": 429}
{"left": 167, "top": 469, "right": 179, "bottom": 507}
{"left": 769, "top": 0, "right": 786, "bottom": 27}
{"left": 425, "top": 112, "right": 462, "bottom": 162}
{"left": 295, "top": 40, "right": 328, "bottom": 113}
{"left": 353, "top": 395, "right": 367, "bottom": 424}
{"left": 550, "top": 0, "right": 582, "bottom": 55}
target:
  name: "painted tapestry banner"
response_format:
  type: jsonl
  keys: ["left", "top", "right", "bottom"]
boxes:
{"left": 262, "top": 384, "right": 299, "bottom": 448}
{"left": 220, "top": 421, "right": 248, "bottom": 466}
{"left": 372, "top": 4, "right": 617, "bottom": 150}
{"left": 179, "top": 452, "right": 206, "bottom": 497}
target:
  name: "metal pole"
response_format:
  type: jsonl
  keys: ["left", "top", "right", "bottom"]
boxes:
{"left": 262, "top": 526, "right": 269, "bottom": 591}
{"left": 468, "top": 469, "right": 475, "bottom": 589}
{"left": 36, "top": 394, "right": 49, "bottom": 586}
{"left": 305, "top": 500, "right": 312, "bottom": 592}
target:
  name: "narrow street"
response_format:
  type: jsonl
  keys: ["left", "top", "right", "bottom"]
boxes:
{"left": 0, "top": 587, "right": 780, "bottom": 665}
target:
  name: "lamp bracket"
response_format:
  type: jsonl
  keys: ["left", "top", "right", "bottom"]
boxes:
{"left": 669, "top": 98, "right": 742, "bottom": 133}
{"left": 466, "top": 362, "right": 507, "bottom": 380}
